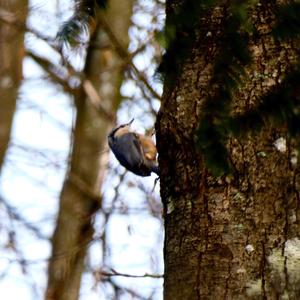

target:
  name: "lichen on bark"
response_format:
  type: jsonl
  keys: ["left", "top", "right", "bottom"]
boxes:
{"left": 158, "top": 1, "right": 300, "bottom": 299}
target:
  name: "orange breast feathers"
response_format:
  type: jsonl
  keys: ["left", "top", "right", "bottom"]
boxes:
{"left": 137, "top": 134, "right": 157, "bottom": 162}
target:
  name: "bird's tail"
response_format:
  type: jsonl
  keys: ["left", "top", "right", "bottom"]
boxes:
{"left": 151, "top": 165, "right": 160, "bottom": 176}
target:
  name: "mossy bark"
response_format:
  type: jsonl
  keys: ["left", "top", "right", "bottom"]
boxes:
{"left": 158, "top": 1, "right": 300, "bottom": 299}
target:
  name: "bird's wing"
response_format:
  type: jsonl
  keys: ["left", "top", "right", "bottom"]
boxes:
{"left": 108, "top": 132, "right": 152, "bottom": 176}
{"left": 113, "top": 133, "right": 143, "bottom": 167}
{"left": 132, "top": 133, "right": 148, "bottom": 163}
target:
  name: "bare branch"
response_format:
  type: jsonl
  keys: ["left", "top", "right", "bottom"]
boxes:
{"left": 97, "top": 14, "right": 162, "bottom": 101}
{"left": 100, "top": 268, "right": 164, "bottom": 278}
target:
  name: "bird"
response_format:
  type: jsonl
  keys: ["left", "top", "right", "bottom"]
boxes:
{"left": 108, "top": 119, "right": 159, "bottom": 177}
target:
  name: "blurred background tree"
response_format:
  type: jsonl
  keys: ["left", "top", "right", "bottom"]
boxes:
{"left": 0, "top": 0, "right": 28, "bottom": 174}
{"left": 0, "top": 0, "right": 163, "bottom": 300}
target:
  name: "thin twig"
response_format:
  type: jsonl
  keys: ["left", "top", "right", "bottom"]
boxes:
{"left": 100, "top": 268, "right": 164, "bottom": 278}
{"left": 82, "top": 79, "right": 114, "bottom": 120}
{"left": 97, "top": 14, "right": 162, "bottom": 101}
{"left": 68, "top": 172, "right": 102, "bottom": 204}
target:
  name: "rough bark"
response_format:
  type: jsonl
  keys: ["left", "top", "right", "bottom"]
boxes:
{"left": 158, "top": 1, "right": 300, "bottom": 299}
{"left": 0, "top": 0, "right": 28, "bottom": 174}
{"left": 45, "top": 1, "right": 133, "bottom": 300}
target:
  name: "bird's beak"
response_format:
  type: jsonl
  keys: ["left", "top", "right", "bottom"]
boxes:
{"left": 126, "top": 118, "right": 134, "bottom": 126}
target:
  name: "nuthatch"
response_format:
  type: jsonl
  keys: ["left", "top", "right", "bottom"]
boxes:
{"left": 108, "top": 119, "right": 159, "bottom": 177}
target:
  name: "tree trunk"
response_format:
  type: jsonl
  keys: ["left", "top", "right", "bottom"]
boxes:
{"left": 158, "top": 1, "right": 300, "bottom": 299}
{"left": 0, "top": 0, "right": 28, "bottom": 174}
{"left": 45, "top": 1, "right": 133, "bottom": 299}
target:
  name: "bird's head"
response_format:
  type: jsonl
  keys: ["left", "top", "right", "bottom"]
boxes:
{"left": 109, "top": 118, "right": 134, "bottom": 138}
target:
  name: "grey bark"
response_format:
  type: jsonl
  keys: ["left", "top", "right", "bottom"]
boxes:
{"left": 158, "top": 1, "right": 300, "bottom": 299}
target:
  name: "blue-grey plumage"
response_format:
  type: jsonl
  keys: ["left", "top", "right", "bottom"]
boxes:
{"left": 108, "top": 120, "right": 159, "bottom": 177}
